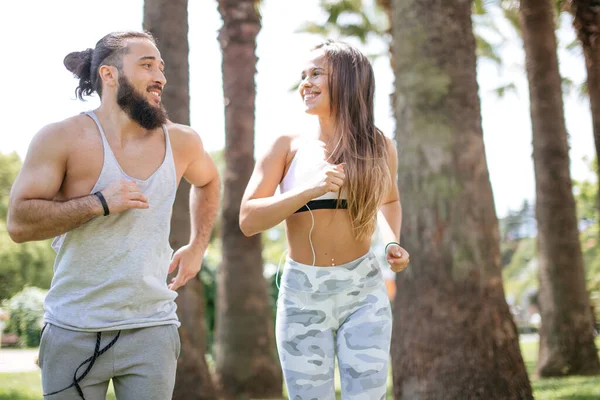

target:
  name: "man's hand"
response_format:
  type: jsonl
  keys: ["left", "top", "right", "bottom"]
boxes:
{"left": 168, "top": 244, "right": 205, "bottom": 291}
{"left": 387, "top": 244, "right": 410, "bottom": 273}
{"left": 101, "top": 180, "right": 149, "bottom": 214}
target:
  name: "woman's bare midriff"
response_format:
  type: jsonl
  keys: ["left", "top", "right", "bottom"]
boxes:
{"left": 285, "top": 208, "right": 371, "bottom": 267}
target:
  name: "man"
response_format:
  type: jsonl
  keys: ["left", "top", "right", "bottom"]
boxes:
{"left": 7, "top": 31, "right": 220, "bottom": 399}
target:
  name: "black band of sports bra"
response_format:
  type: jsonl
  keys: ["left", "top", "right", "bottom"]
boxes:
{"left": 295, "top": 199, "right": 348, "bottom": 213}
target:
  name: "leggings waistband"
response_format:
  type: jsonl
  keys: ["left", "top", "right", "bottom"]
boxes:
{"left": 281, "top": 251, "right": 382, "bottom": 294}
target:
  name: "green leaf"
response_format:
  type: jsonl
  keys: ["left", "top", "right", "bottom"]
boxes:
{"left": 473, "top": 0, "right": 486, "bottom": 15}
{"left": 475, "top": 33, "right": 503, "bottom": 66}
{"left": 306, "top": 0, "right": 385, "bottom": 42}
{"left": 492, "top": 82, "right": 518, "bottom": 97}
{"left": 0, "top": 152, "right": 22, "bottom": 221}
{"left": 502, "top": 2, "right": 522, "bottom": 35}
{"left": 296, "top": 22, "right": 329, "bottom": 36}
{"left": 579, "top": 81, "right": 589, "bottom": 99}
{"left": 289, "top": 79, "right": 301, "bottom": 93}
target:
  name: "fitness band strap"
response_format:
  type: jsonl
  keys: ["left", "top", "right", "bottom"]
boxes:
{"left": 93, "top": 192, "right": 110, "bottom": 216}
{"left": 385, "top": 241, "right": 401, "bottom": 254}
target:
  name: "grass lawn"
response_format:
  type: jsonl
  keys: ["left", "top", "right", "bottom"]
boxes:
{"left": 520, "top": 339, "right": 600, "bottom": 400}
{"left": 1, "top": 339, "right": 599, "bottom": 399}
{"left": 0, "top": 371, "right": 116, "bottom": 400}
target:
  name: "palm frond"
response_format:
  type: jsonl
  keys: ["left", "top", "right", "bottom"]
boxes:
{"left": 562, "top": 76, "right": 576, "bottom": 94}
{"left": 474, "top": 0, "right": 487, "bottom": 15}
{"left": 289, "top": 80, "right": 301, "bottom": 93}
{"left": 366, "top": 51, "right": 388, "bottom": 63}
{"left": 300, "top": 1, "right": 384, "bottom": 44}
{"left": 502, "top": 2, "right": 522, "bottom": 34}
{"left": 561, "top": 77, "right": 588, "bottom": 100}
{"left": 323, "top": 0, "right": 363, "bottom": 24}
{"left": 296, "top": 22, "right": 330, "bottom": 36}
{"left": 476, "top": 33, "right": 503, "bottom": 66}
{"left": 492, "top": 82, "right": 518, "bottom": 97}
{"left": 566, "top": 38, "right": 580, "bottom": 51}
{"left": 579, "top": 81, "right": 589, "bottom": 99}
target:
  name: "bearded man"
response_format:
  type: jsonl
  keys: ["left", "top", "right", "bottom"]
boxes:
{"left": 7, "top": 31, "right": 220, "bottom": 400}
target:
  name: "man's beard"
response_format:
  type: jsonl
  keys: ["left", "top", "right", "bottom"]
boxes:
{"left": 116, "top": 75, "right": 168, "bottom": 130}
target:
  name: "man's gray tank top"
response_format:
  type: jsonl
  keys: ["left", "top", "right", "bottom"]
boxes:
{"left": 45, "top": 111, "right": 180, "bottom": 332}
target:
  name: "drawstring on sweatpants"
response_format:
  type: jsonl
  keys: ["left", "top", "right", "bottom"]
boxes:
{"left": 43, "top": 330, "right": 121, "bottom": 399}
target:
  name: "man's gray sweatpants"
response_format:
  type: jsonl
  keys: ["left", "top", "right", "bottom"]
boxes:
{"left": 39, "top": 323, "right": 180, "bottom": 400}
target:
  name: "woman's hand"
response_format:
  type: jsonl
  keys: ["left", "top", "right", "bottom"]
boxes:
{"left": 386, "top": 243, "right": 410, "bottom": 272}
{"left": 307, "top": 163, "right": 345, "bottom": 199}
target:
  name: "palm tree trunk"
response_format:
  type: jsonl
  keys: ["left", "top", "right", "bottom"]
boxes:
{"left": 376, "top": 0, "right": 396, "bottom": 111}
{"left": 390, "top": 0, "right": 533, "bottom": 398}
{"left": 215, "top": 1, "right": 282, "bottom": 398}
{"left": 520, "top": 0, "right": 600, "bottom": 377}
{"left": 143, "top": 1, "right": 218, "bottom": 398}
{"left": 570, "top": 0, "right": 600, "bottom": 224}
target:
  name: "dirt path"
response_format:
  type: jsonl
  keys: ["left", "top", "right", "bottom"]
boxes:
{"left": 0, "top": 348, "right": 39, "bottom": 373}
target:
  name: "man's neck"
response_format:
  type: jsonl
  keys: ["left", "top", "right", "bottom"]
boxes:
{"left": 94, "top": 102, "right": 153, "bottom": 143}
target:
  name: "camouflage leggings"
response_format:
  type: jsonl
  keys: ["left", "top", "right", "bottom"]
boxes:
{"left": 276, "top": 252, "right": 392, "bottom": 400}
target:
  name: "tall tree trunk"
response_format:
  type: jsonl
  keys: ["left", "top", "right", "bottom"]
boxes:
{"left": 215, "top": 1, "right": 282, "bottom": 399}
{"left": 144, "top": 1, "right": 218, "bottom": 398}
{"left": 375, "top": 0, "right": 397, "bottom": 113}
{"left": 520, "top": 0, "right": 600, "bottom": 377}
{"left": 376, "top": 0, "right": 393, "bottom": 68}
{"left": 390, "top": 0, "right": 532, "bottom": 398}
{"left": 570, "top": 0, "right": 600, "bottom": 223}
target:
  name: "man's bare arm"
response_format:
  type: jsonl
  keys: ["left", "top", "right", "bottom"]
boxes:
{"left": 7, "top": 124, "right": 100, "bottom": 242}
{"left": 9, "top": 197, "right": 105, "bottom": 243}
{"left": 168, "top": 126, "right": 220, "bottom": 290}
{"left": 7, "top": 123, "right": 149, "bottom": 243}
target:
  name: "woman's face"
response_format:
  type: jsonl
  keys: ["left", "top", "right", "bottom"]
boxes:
{"left": 299, "top": 49, "right": 330, "bottom": 116}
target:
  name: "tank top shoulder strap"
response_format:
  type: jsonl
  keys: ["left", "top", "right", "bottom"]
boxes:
{"left": 160, "top": 123, "right": 177, "bottom": 181}
{"left": 161, "top": 123, "right": 174, "bottom": 160}
{"left": 83, "top": 111, "right": 110, "bottom": 148}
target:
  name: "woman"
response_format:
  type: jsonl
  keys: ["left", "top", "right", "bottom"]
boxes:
{"left": 239, "top": 40, "right": 409, "bottom": 399}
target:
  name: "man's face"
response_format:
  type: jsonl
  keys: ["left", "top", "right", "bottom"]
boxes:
{"left": 116, "top": 39, "right": 168, "bottom": 129}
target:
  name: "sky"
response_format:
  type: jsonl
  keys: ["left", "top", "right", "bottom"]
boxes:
{"left": 0, "top": 0, "right": 594, "bottom": 218}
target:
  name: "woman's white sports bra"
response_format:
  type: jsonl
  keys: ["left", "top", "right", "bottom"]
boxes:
{"left": 280, "top": 140, "right": 348, "bottom": 213}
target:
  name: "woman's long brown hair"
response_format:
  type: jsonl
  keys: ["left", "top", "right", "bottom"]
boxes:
{"left": 314, "top": 40, "right": 390, "bottom": 240}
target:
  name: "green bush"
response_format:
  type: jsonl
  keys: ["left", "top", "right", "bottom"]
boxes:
{"left": 2, "top": 287, "right": 47, "bottom": 348}
{"left": 0, "top": 221, "right": 55, "bottom": 301}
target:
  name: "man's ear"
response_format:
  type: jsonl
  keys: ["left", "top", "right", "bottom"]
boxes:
{"left": 98, "top": 65, "right": 119, "bottom": 88}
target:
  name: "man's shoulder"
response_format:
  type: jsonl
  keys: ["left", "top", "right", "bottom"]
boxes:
{"left": 31, "top": 114, "right": 95, "bottom": 148}
{"left": 165, "top": 122, "right": 203, "bottom": 150}
{"left": 36, "top": 114, "right": 94, "bottom": 139}
{"left": 165, "top": 121, "right": 197, "bottom": 138}
{"left": 165, "top": 122, "right": 207, "bottom": 167}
